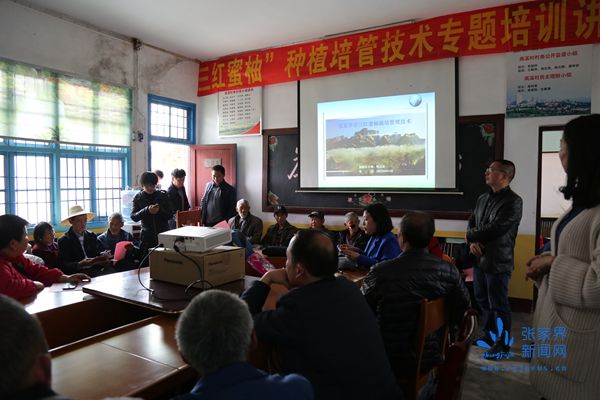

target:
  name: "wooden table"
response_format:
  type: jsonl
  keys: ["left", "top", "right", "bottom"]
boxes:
{"left": 83, "top": 268, "right": 256, "bottom": 314}
{"left": 51, "top": 315, "right": 197, "bottom": 399}
{"left": 336, "top": 269, "right": 368, "bottom": 287}
{"left": 25, "top": 281, "right": 156, "bottom": 349}
{"left": 50, "top": 273, "right": 279, "bottom": 399}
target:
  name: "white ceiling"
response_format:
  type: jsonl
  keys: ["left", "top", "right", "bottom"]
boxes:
{"left": 19, "top": 0, "right": 526, "bottom": 62}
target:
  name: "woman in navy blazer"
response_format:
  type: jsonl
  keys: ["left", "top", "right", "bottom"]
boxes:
{"left": 340, "top": 203, "right": 401, "bottom": 268}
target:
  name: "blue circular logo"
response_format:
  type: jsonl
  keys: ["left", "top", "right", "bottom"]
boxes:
{"left": 409, "top": 95, "right": 422, "bottom": 107}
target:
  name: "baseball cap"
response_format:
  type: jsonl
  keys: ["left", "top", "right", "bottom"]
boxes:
{"left": 274, "top": 205, "right": 288, "bottom": 215}
{"left": 308, "top": 210, "right": 324, "bottom": 219}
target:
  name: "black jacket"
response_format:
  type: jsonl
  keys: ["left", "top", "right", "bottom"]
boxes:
{"left": 361, "top": 249, "right": 471, "bottom": 379}
{"left": 241, "top": 277, "right": 401, "bottom": 400}
{"left": 338, "top": 228, "right": 369, "bottom": 252}
{"left": 57, "top": 227, "right": 114, "bottom": 277}
{"left": 200, "top": 181, "right": 236, "bottom": 226}
{"left": 466, "top": 186, "right": 523, "bottom": 273}
{"left": 131, "top": 189, "right": 172, "bottom": 250}
{"left": 167, "top": 184, "right": 191, "bottom": 213}
{"left": 261, "top": 221, "right": 299, "bottom": 247}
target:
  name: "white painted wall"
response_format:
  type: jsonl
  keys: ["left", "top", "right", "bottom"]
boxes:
{"left": 0, "top": 1, "right": 201, "bottom": 187}
{"left": 2, "top": 1, "right": 599, "bottom": 237}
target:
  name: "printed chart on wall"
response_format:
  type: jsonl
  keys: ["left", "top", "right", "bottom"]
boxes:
{"left": 506, "top": 45, "right": 592, "bottom": 118}
{"left": 218, "top": 87, "right": 262, "bottom": 137}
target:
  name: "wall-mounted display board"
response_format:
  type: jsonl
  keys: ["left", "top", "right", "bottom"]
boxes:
{"left": 262, "top": 115, "right": 504, "bottom": 219}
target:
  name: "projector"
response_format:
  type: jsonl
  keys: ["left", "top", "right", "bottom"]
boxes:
{"left": 158, "top": 226, "right": 232, "bottom": 252}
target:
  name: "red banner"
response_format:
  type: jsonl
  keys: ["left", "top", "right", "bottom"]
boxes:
{"left": 198, "top": 0, "right": 600, "bottom": 96}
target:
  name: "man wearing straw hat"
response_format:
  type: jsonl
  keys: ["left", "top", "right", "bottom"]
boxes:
{"left": 57, "top": 205, "right": 116, "bottom": 277}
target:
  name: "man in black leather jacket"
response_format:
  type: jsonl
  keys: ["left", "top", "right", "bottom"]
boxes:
{"left": 466, "top": 159, "right": 522, "bottom": 354}
{"left": 361, "top": 211, "right": 470, "bottom": 382}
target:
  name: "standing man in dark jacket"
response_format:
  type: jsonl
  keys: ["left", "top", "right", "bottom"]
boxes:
{"left": 241, "top": 229, "right": 401, "bottom": 400}
{"left": 131, "top": 171, "right": 172, "bottom": 254}
{"left": 361, "top": 211, "right": 470, "bottom": 382}
{"left": 167, "top": 168, "right": 191, "bottom": 229}
{"left": 200, "top": 165, "right": 236, "bottom": 227}
{"left": 467, "top": 159, "right": 522, "bottom": 355}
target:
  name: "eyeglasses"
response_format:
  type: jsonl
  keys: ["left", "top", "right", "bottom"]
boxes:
{"left": 485, "top": 167, "right": 503, "bottom": 174}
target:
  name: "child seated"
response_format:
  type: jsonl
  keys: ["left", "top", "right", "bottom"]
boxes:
{"left": 0, "top": 214, "right": 90, "bottom": 302}
{"left": 97, "top": 212, "right": 140, "bottom": 271}
{"left": 31, "top": 222, "right": 59, "bottom": 267}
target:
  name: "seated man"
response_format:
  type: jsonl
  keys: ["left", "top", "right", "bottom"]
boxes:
{"left": 261, "top": 205, "right": 298, "bottom": 256}
{"left": 58, "top": 205, "right": 115, "bottom": 277}
{"left": 0, "top": 294, "right": 65, "bottom": 398}
{"left": 307, "top": 210, "right": 338, "bottom": 247}
{"left": 174, "top": 289, "right": 313, "bottom": 400}
{"left": 0, "top": 215, "right": 90, "bottom": 302}
{"left": 338, "top": 211, "right": 368, "bottom": 252}
{"left": 241, "top": 230, "right": 400, "bottom": 400}
{"left": 361, "top": 211, "right": 471, "bottom": 381}
{"left": 97, "top": 212, "right": 140, "bottom": 271}
{"left": 228, "top": 199, "right": 263, "bottom": 244}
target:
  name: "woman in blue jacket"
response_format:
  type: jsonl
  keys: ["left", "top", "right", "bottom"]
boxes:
{"left": 340, "top": 203, "right": 401, "bottom": 268}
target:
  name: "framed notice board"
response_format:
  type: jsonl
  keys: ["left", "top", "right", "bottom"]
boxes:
{"left": 262, "top": 114, "right": 504, "bottom": 219}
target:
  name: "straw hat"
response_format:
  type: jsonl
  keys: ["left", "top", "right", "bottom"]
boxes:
{"left": 60, "top": 205, "right": 95, "bottom": 226}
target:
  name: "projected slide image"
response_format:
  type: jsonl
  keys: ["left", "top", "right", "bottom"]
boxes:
{"left": 325, "top": 113, "right": 426, "bottom": 176}
{"left": 318, "top": 93, "right": 433, "bottom": 186}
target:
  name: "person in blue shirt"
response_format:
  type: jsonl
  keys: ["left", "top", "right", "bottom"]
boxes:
{"left": 340, "top": 203, "right": 401, "bottom": 268}
{"left": 174, "top": 289, "right": 313, "bottom": 400}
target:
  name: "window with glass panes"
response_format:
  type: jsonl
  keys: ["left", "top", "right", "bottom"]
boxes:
{"left": 148, "top": 95, "right": 195, "bottom": 184}
{"left": 0, "top": 59, "right": 131, "bottom": 227}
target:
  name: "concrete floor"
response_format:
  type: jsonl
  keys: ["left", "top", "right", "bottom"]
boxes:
{"left": 460, "top": 312, "right": 541, "bottom": 400}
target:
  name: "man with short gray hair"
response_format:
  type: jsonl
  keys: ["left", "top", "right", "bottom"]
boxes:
{"left": 0, "top": 294, "right": 66, "bottom": 399}
{"left": 228, "top": 199, "right": 263, "bottom": 244}
{"left": 174, "top": 289, "right": 312, "bottom": 399}
{"left": 338, "top": 211, "right": 368, "bottom": 252}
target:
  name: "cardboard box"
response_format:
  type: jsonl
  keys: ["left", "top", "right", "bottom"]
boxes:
{"left": 150, "top": 246, "right": 245, "bottom": 287}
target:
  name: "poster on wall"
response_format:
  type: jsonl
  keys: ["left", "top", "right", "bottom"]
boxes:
{"left": 506, "top": 45, "right": 592, "bottom": 118}
{"left": 218, "top": 87, "right": 262, "bottom": 137}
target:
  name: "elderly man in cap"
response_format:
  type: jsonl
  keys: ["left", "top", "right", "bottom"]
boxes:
{"left": 308, "top": 210, "right": 338, "bottom": 247}
{"left": 57, "top": 205, "right": 115, "bottom": 277}
{"left": 261, "top": 205, "right": 299, "bottom": 257}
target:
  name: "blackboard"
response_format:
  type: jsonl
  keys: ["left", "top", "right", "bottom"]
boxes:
{"left": 262, "top": 115, "right": 504, "bottom": 219}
